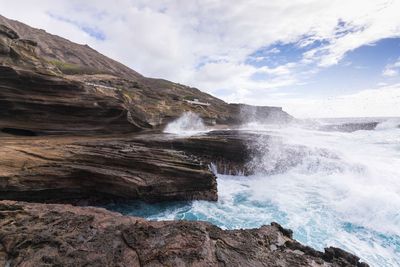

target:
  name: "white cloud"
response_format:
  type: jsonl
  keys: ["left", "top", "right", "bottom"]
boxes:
{"left": 382, "top": 58, "right": 400, "bottom": 77}
{"left": 0, "top": 0, "right": 400, "bottom": 117}
{"left": 258, "top": 83, "right": 400, "bottom": 118}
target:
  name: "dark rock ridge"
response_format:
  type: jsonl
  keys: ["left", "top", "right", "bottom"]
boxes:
{"left": 0, "top": 201, "right": 369, "bottom": 267}
{"left": 319, "top": 122, "right": 379, "bottom": 132}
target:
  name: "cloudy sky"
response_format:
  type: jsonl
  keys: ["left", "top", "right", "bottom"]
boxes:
{"left": 1, "top": 0, "right": 400, "bottom": 117}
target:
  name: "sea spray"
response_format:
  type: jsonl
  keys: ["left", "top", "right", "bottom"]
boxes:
{"left": 164, "top": 112, "right": 209, "bottom": 136}
{"left": 111, "top": 118, "right": 400, "bottom": 266}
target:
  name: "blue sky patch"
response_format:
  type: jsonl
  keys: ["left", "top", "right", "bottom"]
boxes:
{"left": 47, "top": 12, "right": 106, "bottom": 41}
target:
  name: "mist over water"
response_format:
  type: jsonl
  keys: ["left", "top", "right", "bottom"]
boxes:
{"left": 110, "top": 117, "right": 400, "bottom": 266}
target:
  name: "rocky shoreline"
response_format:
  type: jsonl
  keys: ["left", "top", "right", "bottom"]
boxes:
{"left": 0, "top": 201, "right": 368, "bottom": 267}
{"left": 0, "top": 16, "right": 370, "bottom": 266}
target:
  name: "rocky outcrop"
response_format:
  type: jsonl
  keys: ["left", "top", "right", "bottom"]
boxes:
{"left": 0, "top": 135, "right": 217, "bottom": 203}
{"left": 0, "top": 201, "right": 368, "bottom": 267}
{"left": 228, "top": 103, "right": 293, "bottom": 124}
{"left": 0, "top": 66, "right": 147, "bottom": 135}
{"left": 319, "top": 122, "right": 379, "bottom": 132}
{"left": 133, "top": 130, "right": 254, "bottom": 174}
{"left": 0, "top": 24, "right": 58, "bottom": 73}
{"left": 0, "top": 130, "right": 279, "bottom": 204}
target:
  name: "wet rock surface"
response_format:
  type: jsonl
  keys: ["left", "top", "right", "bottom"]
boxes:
{"left": 0, "top": 201, "right": 369, "bottom": 267}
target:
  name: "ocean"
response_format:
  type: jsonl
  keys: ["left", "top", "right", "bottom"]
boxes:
{"left": 107, "top": 117, "right": 400, "bottom": 266}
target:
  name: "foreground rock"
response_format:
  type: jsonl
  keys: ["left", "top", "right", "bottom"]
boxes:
{"left": 0, "top": 201, "right": 368, "bottom": 267}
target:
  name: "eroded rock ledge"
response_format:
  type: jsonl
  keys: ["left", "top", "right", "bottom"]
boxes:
{"left": 0, "top": 130, "right": 333, "bottom": 203}
{"left": 0, "top": 201, "right": 368, "bottom": 267}
{"left": 0, "top": 135, "right": 217, "bottom": 203}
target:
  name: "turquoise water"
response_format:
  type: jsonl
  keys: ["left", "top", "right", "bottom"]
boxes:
{"left": 107, "top": 120, "right": 400, "bottom": 266}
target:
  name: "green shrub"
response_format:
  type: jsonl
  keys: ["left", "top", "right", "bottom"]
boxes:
{"left": 49, "top": 60, "right": 103, "bottom": 75}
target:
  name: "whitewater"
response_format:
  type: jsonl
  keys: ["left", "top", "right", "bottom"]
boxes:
{"left": 108, "top": 116, "right": 400, "bottom": 266}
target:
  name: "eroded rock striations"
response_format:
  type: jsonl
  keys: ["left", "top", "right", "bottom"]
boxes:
{"left": 0, "top": 201, "right": 368, "bottom": 267}
{"left": 0, "top": 135, "right": 217, "bottom": 203}
{"left": 0, "top": 66, "right": 146, "bottom": 135}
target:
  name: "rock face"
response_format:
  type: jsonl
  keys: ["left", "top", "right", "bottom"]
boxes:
{"left": 0, "top": 201, "right": 368, "bottom": 267}
{"left": 0, "top": 15, "right": 142, "bottom": 79}
{"left": 0, "top": 135, "right": 217, "bottom": 203}
{"left": 0, "top": 66, "right": 149, "bottom": 135}
{"left": 132, "top": 131, "right": 255, "bottom": 175}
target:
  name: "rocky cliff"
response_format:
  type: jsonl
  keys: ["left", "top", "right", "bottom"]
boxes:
{"left": 0, "top": 16, "right": 293, "bottom": 131}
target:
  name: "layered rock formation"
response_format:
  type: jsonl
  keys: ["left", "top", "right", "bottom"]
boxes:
{"left": 0, "top": 201, "right": 368, "bottom": 267}
{"left": 0, "top": 17, "right": 293, "bottom": 129}
{"left": 0, "top": 130, "right": 297, "bottom": 203}
{"left": 0, "top": 135, "right": 217, "bottom": 203}
{"left": 0, "top": 66, "right": 146, "bottom": 135}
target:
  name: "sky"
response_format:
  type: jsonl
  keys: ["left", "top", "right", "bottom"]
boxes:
{"left": 1, "top": 0, "right": 400, "bottom": 118}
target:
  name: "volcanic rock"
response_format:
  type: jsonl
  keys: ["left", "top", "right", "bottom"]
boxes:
{"left": 0, "top": 201, "right": 369, "bottom": 267}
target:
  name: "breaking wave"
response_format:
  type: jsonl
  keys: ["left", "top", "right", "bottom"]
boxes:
{"left": 111, "top": 118, "right": 400, "bottom": 266}
{"left": 163, "top": 112, "right": 209, "bottom": 136}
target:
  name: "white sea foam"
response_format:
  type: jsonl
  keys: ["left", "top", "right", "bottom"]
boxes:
{"left": 119, "top": 118, "right": 400, "bottom": 266}
{"left": 163, "top": 112, "right": 209, "bottom": 136}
